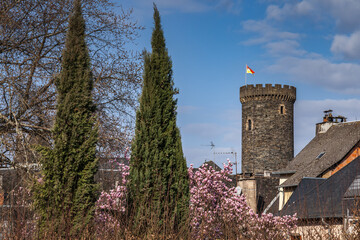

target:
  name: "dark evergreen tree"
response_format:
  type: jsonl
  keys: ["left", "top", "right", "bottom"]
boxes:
{"left": 34, "top": 0, "right": 98, "bottom": 236}
{"left": 128, "top": 4, "right": 189, "bottom": 236}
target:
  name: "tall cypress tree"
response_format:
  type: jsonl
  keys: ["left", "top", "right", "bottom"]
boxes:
{"left": 128, "top": 4, "right": 189, "bottom": 236}
{"left": 34, "top": 0, "right": 98, "bottom": 236}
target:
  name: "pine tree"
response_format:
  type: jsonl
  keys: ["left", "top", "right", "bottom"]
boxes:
{"left": 34, "top": 0, "right": 98, "bottom": 236}
{"left": 128, "top": 4, "right": 189, "bottom": 236}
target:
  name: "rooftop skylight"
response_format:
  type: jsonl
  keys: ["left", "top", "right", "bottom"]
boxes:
{"left": 316, "top": 152, "right": 326, "bottom": 159}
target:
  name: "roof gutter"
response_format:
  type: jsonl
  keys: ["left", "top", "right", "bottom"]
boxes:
{"left": 277, "top": 184, "right": 297, "bottom": 188}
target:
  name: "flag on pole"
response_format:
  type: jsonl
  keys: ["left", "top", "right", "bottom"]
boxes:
{"left": 246, "top": 65, "right": 255, "bottom": 74}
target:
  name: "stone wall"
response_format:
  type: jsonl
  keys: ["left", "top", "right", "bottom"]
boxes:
{"left": 238, "top": 176, "right": 280, "bottom": 214}
{"left": 237, "top": 178, "right": 257, "bottom": 212}
{"left": 256, "top": 176, "right": 279, "bottom": 213}
{"left": 240, "top": 84, "right": 296, "bottom": 174}
{"left": 295, "top": 222, "right": 344, "bottom": 240}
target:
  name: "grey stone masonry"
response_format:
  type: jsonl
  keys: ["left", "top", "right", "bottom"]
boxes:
{"left": 240, "top": 84, "right": 296, "bottom": 174}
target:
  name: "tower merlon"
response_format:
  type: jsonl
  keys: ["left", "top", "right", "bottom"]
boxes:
{"left": 240, "top": 84, "right": 296, "bottom": 103}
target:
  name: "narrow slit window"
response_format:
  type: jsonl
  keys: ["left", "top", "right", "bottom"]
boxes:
{"left": 279, "top": 104, "right": 285, "bottom": 115}
{"left": 248, "top": 119, "right": 252, "bottom": 130}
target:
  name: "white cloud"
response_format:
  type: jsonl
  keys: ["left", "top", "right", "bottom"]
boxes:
{"left": 331, "top": 31, "right": 360, "bottom": 60}
{"left": 315, "top": 0, "right": 360, "bottom": 32}
{"left": 243, "top": 0, "right": 360, "bottom": 75}
{"left": 214, "top": 0, "right": 243, "bottom": 14}
{"left": 265, "top": 5, "right": 282, "bottom": 21}
{"left": 267, "top": 56, "right": 360, "bottom": 94}
{"left": 242, "top": 20, "right": 300, "bottom": 45}
{"left": 266, "top": 0, "right": 360, "bottom": 33}
{"left": 265, "top": 40, "right": 306, "bottom": 56}
{"left": 241, "top": 19, "right": 305, "bottom": 57}
{"left": 266, "top": 2, "right": 313, "bottom": 21}
{"left": 294, "top": 99, "right": 360, "bottom": 154}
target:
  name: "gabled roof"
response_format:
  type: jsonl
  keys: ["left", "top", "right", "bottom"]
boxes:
{"left": 201, "top": 160, "right": 222, "bottom": 171}
{"left": 280, "top": 156, "right": 360, "bottom": 219}
{"left": 280, "top": 121, "right": 360, "bottom": 187}
{"left": 196, "top": 161, "right": 237, "bottom": 188}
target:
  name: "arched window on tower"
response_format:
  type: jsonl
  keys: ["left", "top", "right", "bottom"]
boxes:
{"left": 279, "top": 104, "right": 285, "bottom": 115}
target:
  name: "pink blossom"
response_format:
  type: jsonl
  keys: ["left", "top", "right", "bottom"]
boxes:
{"left": 95, "top": 159, "right": 297, "bottom": 239}
{"left": 188, "top": 160, "right": 297, "bottom": 239}
{"left": 94, "top": 163, "right": 129, "bottom": 233}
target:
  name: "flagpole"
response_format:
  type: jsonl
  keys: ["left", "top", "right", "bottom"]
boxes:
{"left": 245, "top": 64, "right": 247, "bottom": 85}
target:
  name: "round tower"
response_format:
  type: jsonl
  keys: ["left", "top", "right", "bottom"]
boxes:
{"left": 240, "top": 84, "right": 296, "bottom": 174}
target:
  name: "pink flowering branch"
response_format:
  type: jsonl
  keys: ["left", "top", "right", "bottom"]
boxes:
{"left": 94, "top": 158, "right": 297, "bottom": 239}
{"left": 188, "top": 160, "right": 297, "bottom": 239}
{"left": 95, "top": 163, "right": 129, "bottom": 233}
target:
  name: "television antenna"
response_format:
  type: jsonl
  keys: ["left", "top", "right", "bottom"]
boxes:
{"left": 201, "top": 141, "right": 215, "bottom": 149}
{"left": 201, "top": 141, "right": 216, "bottom": 161}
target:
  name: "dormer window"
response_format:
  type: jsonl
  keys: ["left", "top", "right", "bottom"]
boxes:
{"left": 316, "top": 152, "right": 325, "bottom": 159}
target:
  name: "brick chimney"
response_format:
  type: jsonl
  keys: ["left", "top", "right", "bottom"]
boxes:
{"left": 316, "top": 110, "right": 347, "bottom": 135}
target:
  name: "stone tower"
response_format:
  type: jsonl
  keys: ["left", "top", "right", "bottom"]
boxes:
{"left": 240, "top": 84, "right": 296, "bottom": 174}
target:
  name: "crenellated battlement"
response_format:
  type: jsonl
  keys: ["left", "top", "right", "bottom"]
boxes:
{"left": 240, "top": 84, "right": 296, "bottom": 103}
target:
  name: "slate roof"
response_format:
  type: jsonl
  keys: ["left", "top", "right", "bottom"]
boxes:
{"left": 344, "top": 174, "right": 360, "bottom": 198}
{"left": 201, "top": 160, "right": 222, "bottom": 171}
{"left": 280, "top": 156, "right": 360, "bottom": 219}
{"left": 280, "top": 121, "right": 360, "bottom": 187}
{"left": 195, "top": 161, "right": 237, "bottom": 188}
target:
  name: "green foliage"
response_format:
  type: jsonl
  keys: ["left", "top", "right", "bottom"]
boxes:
{"left": 128, "top": 4, "right": 189, "bottom": 236}
{"left": 33, "top": 0, "right": 98, "bottom": 236}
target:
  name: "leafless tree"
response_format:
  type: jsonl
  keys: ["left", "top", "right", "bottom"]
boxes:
{"left": 0, "top": 0, "right": 142, "bottom": 167}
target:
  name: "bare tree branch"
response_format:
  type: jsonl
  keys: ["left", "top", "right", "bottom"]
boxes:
{"left": 0, "top": 0, "right": 143, "bottom": 166}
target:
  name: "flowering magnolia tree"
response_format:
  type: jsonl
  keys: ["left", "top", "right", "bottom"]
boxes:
{"left": 95, "top": 162, "right": 129, "bottom": 234}
{"left": 188, "top": 161, "right": 297, "bottom": 239}
{"left": 95, "top": 159, "right": 297, "bottom": 239}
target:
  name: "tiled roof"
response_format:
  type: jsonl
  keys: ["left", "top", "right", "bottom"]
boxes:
{"left": 280, "top": 156, "right": 360, "bottom": 218}
{"left": 280, "top": 121, "right": 360, "bottom": 187}
{"left": 201, "top": 160, "right": 222, "bottom": 171}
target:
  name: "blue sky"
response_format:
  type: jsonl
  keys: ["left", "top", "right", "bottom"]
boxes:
{"left": 120, "top": 0, "right": 360, "bottom": 169}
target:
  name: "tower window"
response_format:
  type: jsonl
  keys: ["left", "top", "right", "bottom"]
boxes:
{"left": 248, "top": 119, "right": 252, "bottom": 130}
{"left": 279, "top": 104, "right": 285, "bottom": 115}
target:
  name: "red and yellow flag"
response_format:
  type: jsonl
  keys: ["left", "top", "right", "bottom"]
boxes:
{"left": 246, "top": 65, "right": 255, "bottom": 74}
